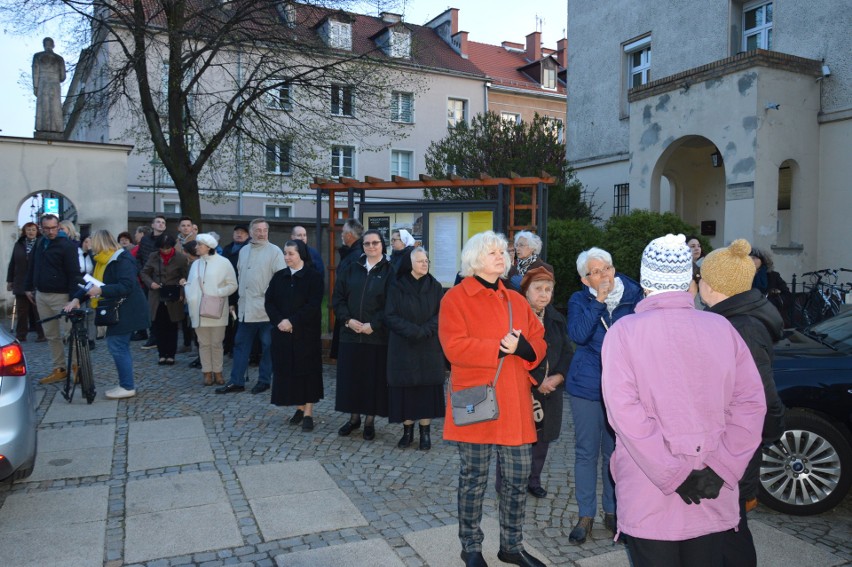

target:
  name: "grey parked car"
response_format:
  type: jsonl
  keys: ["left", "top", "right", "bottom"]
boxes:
{"left": 0, "top": 327, "right": 37, "bottom": 481}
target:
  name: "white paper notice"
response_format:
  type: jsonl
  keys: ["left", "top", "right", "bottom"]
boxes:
{"left": 432, "top": 214, "right": 460, "bottom": 285}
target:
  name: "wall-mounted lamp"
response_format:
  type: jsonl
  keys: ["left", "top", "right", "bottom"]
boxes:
{"left": 822, "top": 64, "right": 831, "bottom": 77}
{"left": 765, "top": 102, "right": 780, "bottom": 110}
{"left": 711, "top": 150, "right": 723, "bottom": 168}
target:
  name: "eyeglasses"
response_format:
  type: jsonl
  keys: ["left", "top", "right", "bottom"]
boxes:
{"left": 586, "top": 265, "right": 614, "bottom": 278}
{"left": 42, "top": 224, "right": 59, "bottom": 232}
{"left": 363, "top": 241, "right": 382, "bottom": 247}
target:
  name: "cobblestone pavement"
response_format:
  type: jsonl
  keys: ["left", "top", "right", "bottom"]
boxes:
{"left": 2, "top": 331, "right": 851, "bottom": 566}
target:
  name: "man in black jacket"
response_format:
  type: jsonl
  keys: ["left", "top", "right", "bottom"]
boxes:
{"left": 329, "top": 218, "right": 363, "bottom": 359}
{"left": 25, "top": 214, "right": 84, "bottom": 383}
{"left": 136, "top": 214, "right": 166, "bottom": 348}
{"left": 699, "top": 238, "right": 784, "bottom": 567}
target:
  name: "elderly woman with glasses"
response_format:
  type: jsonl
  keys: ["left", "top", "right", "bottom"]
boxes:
{"left": 566, "top": 247, "right": 643, "bottom": 544}
{"left": 333, "top": 229, "right": 396, "bottom": 440}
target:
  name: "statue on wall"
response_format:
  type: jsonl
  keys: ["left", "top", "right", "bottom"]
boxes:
{"left": 32, "top": 37, "right": 66, "bottom": 135}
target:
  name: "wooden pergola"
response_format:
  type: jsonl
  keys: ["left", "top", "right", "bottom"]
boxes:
{"left": 311, "top": 172, "right": 555, "bottom": 325}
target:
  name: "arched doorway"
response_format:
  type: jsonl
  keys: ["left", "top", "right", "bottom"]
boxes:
{"left": 16, "top": 191, "right": 79, "bottom": 228}
{"left": 651, "top": 135, "right": 727, "bottom": 248}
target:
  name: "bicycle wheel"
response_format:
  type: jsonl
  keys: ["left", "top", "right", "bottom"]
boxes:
{"left": 74, "top": 335, "right": 96, "bottom": 404}
{"left": 802, "top": 291, "right": 826, "bottom": 326}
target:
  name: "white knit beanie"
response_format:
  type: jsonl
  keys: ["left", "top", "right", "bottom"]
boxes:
{"left": 640, "top": 233, "right": 693, "bottom": 293}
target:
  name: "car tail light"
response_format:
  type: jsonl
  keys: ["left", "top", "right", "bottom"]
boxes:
{"left": 0, "top": 343, "right": 26, "bottom": 376}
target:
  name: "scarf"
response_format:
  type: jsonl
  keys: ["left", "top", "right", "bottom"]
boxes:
{"left": 160, "top": 248, "right": 176, "bottom": 266}
{"left": 588, "top": 276, "right": 625, "bottom": 316}
{"left": 91, "top": 249, "right": 115, "bottom": 308}
{"left": 516, "top": 253, "right": 538, "bottom": 277}
{"left": 24, "top": 237, "right": 36, "bottom": 255}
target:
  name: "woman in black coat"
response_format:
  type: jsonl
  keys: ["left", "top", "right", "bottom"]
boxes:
{"left": 496, "top": 266, "right": 573, "bottom": 498}
{"left": 265, "top": 240, "right": 324, "bottom": 432}
{"left": 6, "top": 223, "right": 46, "bottom": 341}
{"left": 64, "top": 230, "right": 149, "bottom": 399}
{"left": 333, "top": 229, "right": 395, "bottom": 440}
{"left": 385, "top": 247, "right": 445, "bottom": 450}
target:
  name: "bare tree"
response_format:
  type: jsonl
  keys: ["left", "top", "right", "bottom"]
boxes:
{"left": 2, "top": 0, "right": 417, "bottom": 224}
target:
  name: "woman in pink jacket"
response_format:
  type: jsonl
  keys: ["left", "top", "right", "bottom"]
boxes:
{"left": 601, "top": 234, "right": 766, "bottom": 567}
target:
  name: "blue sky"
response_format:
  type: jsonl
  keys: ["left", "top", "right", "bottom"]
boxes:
{"left": 0, "top": 0, "right": 567, "bottom": 138}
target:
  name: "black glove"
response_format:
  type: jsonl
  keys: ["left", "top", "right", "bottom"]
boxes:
{"left": 675, "top": 470, "right": 704, "bottom": 505}
{"left": 693, "top": 467, "right": 724, "bottom": 500}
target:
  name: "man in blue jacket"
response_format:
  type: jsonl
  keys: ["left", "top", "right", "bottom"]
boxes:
{"left": 25, "top": 214, "right": 84, "bottom": 383}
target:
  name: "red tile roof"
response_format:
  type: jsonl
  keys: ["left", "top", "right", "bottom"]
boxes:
{"left": 467, "top": 40, "right": 566, "bottom": 95}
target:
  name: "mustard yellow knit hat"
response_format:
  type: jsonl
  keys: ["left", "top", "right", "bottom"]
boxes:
{"left": 700, "top": 239, "right": 756, "bottom": 297}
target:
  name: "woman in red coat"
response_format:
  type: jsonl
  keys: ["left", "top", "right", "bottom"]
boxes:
{"left": 439, "top": 231, "right": 546, "bottom": 567}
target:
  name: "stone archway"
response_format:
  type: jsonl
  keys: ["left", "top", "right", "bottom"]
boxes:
{"left": 650, "top": 135, "right": 727, "bottom": 248}
{"left": 15, "top": 190, "right": 79, "bottom": 228}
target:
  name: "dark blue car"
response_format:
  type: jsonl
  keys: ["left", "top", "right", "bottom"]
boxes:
{"left": 760, "top": 307, "right": 852, "bottom": 515}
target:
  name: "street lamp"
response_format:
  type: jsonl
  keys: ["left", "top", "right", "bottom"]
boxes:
{"left": 150, "top": 155, "right": 162, "bottom": 212}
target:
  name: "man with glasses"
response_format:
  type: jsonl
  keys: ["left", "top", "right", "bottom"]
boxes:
{"left": 216, "top": 218, "right": 285, "bottom": 395}
{"left": 330, "top": 218, "right": 364, "bottom": 360}
{"left": 565, "top": 247, "right": 643, "bottom": 544}
{"left": 25, "top": 214, "right": 84, "bottom": 383}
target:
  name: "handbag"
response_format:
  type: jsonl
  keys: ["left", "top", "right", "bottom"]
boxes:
{"left": 94, "top": 297, "right": 126, "bottom": 326}
{"left": 159, "top": 284, "right": 181, "bottom": 302}
{"left": 198, "top": 263, "right": 225, "bottom": 319}
{"left": 448, "top": 300, "right": 512, "bottom": 426}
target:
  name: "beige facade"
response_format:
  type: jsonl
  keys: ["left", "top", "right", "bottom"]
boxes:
{"left": 0, "top": 136, "right": 132, "bottom": 309}
{"left": 567, "top": 1, "right": 852, "bottom": 278}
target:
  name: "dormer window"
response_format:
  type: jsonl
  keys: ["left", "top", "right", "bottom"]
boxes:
{"left": 542, "top": 62, "right": 556, "bottom": 90}
{"left": 375, "top": 25, "right": 411, "bottom": 59}
{"left": 321, "top": 17, "right": 352, "bottom": 50}
{"left": 390, "top": 30, "right": 411, "bottom": 58}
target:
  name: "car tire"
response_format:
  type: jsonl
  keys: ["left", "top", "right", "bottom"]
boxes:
{"left": 759, "top": 410, "right": 852, "bottom": 516}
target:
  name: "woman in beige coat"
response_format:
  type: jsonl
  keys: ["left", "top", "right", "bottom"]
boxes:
{"left": 181, "top": 233, "right": 238, "bottom": 385}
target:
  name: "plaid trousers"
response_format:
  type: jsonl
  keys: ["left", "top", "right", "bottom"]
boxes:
{"left": 457, "top": 442, "right": 532, "bottom": 553}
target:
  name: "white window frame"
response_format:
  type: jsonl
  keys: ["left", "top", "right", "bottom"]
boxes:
{"left": 544, "top": 116, "right": 564, "bottom": 143}
{"left": 447, "top": 97, "right": 468, "bottom": 128}
{"left": 542, "top": 64, "right": 557, "bottom": 90}
{"left": 331, "top": 145, "right": 355, "bottom": 178}
{"left": 331, "top": 84, "right": 354, "bottom": 117}
{"left": 328, "top": 20, "right": 352, "bottom": 50}
{"left": 264, "top": 204, "right": 292, "bottom": 219}
{"left": 390, "top": 30, "right": 411, "bottom": 58}
{"left": 625, "top": 36, "right": 652, "bottom": 90}
{"left": 265, "top": 139, "right": 291, "bottom": 175}
{"left": 265, "top": 79, "right": 292, "bottom": 110}
{"left": 162, "top": 200, "right": 181, "bottom": 214}
{"left": 390, "top": 149, "right": 414, "bottom": 179}
{"left": 391, "top": 91, "right": 414, "bottom": 123}
{"left": 500, "top": 112, "right": 521, "bottom": 125}
{"left": 743, "top": 1, "right": 773, "bottom": 51}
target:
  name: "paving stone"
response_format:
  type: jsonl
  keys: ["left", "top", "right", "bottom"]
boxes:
{"left": 125, "top": 470, "right": 227, "bottom": 515}
{"left": 41, "top": 394, "right": 118, "bottom": 423}
{"left": 250, "top": 486, "right": 368, "bottom": 541}
{"left": 125, "top": 502, "right": 242, "bottom": 563}
{"left": 235, "top": 460, "right": 337, "bottom": 499}
{"left": 127, "top": 436, "right": 214, "bottom": 471}
{"left": 128, "top": 416, "right": 207, "bottom": 444}
{"left": 0, "top": 485, "right": 108, "bottom": 529}
{"left": 0, "top": 521, "right": 107, "bottom": 567}
{"left": 274, "top": 538, "right": 407, "bottom": 567}
{"left": 28, "top": 445, "right": 114, "bottom": 481}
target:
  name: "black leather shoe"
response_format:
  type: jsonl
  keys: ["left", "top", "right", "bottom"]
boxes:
{"left": 338, "top": 419, "right": 361, "bottom": 436}
{"left": 215, "top": 383, "right": 245, "bottom": 394}
{"left": 251, "top": 382, "right": 270, "bottom": 394}
{"left": 460, "top": 550, "right": 488, "bottom": 567}
{"left": 604, "top": 513, "right": 617, "bottom": 536}
{"left": 289, "top": 409, "right": 304, "bottom": 425}
{"left": 497, "top": 548, "right": 546, "bottom": 567}
{"left": 527, "top": 485, "right": 548, "bottom": 498}
{"left": 301, "top": 416, "right": 314, "bottom": 432}
{"left": 569, "top": 516, "right": 594, "bottom": 544}
{"left": 363, "top": 425, "right": 376, "bottom": 440}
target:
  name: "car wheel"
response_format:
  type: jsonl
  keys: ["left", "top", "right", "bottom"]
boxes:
{"left": 759, "top": 410, "right": 852, "bottom": 515}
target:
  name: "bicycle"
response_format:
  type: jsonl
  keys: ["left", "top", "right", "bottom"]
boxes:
{"left": 790, "top": 269, "right": 849, "bottom": 329}
{"left": 38, "top": 309, "right": 96, "bottom": 404}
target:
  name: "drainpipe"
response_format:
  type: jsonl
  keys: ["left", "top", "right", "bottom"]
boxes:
{"left": 484, "top": 80, "right": 490, "bottom": 113}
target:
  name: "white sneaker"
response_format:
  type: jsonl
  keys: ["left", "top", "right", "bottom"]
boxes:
{"left": 105, "top": 386, "right": 136, "bottom": 399}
